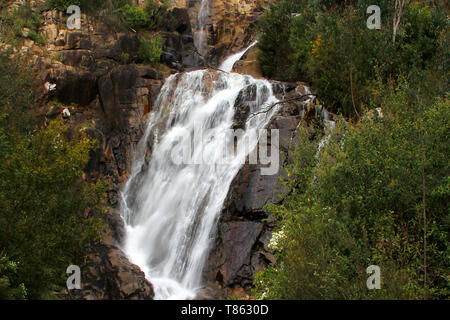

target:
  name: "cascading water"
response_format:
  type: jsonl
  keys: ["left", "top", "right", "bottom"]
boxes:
{"left": 194, "top": 0, "right": 210, "bottom": 56}
{"left": 120, "top": 43, "right": 280, "bottom": 300}
{"left": 219, "top": 40, "right": 258, "bottom": 72}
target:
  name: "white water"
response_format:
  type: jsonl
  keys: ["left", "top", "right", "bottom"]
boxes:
{"left": 220, "top": 41, "right": 258, "bottom": 72}
{"left": 194, "top": 0, "right": 210, "bottom": 56}
{"left": 120, "top": 44, "right": 279, "bottom": 300}
{"left": 314, "top": 108, "right": 336, "bottom": 179}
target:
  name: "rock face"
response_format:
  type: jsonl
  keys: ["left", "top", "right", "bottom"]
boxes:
{"left": 160, "top": 8, "right": 203, "bottom": 70}
{"left": 9, "top": 0, "right": 324, "bottom": 300}
{"left": 64, "top": 210, "right": 154, "bottom": 300}
{"left": 207, "top": 0, "right": 266, "bottom": 63}
{"left": 172, "top": 0, "right": 266, "bottom": 67}
{"left": 204, "top": 81, "right": 318, "bottom": 298}
{"left": 22, "top": 6, "right": 201, "bottom": 300}
{"left": 232, "top": 45, "right": 262, "bottom": 78}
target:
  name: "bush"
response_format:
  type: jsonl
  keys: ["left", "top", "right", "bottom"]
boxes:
{"left": 121, "top": 51, "right": 130, "bottom": 64}
{"left": 0, "top": 52, "right": 37, "bottom": 132}
{"left": 138, "top": 36, "right": 162, "bottom": 64}
{"left": 254, "top": 81, "right": 449, "bottom": 300}
{"left": 0, "top": 121, "right": 106, "bottom": 299}
{"left": 46, "top": 0, "right": 105, "bottom": 12}
{"left": 0, "top": 255, "right": 27, "bottom": 300}
{"left": 116, "top": 4, "right": 148, "bottom": 30}
{"left": 144, "top": 0, "right": 172, "bottom": 31}
{"left": 0, "top": 52, "right": 106, "bottom": 299}
{"left": 115, "top": 0, "right": 172, "bottom": 31}
{"left": 1, "top": 2, "right": 44, "bottom": 45}
{"left": 257, "top": 0, "right": 448, "bottom": 117}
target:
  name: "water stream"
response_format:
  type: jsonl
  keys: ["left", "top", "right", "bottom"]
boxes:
{"left": 120, "top": 43, "right": 280, "bottom": 299}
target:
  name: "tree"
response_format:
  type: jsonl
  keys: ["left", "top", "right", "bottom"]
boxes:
{"left": 254, "top": 81, "right": 449, "bottom": 299}
{"left": 393, "top": 0, "right": 407, "bottom": 43}
{"left": 0, "top": 51, "right": 106, "bottom": 299}
{"left": 0, "top": 120, "right": 106, "bottom": 298}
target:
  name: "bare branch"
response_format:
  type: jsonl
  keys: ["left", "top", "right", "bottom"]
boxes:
{"left": 393, "top": 0, "right": 407, "bottom": 43}
{"left": 350, "top": 68, "right": 360, "bottom": 119}
{"left": 246, "top": 94, "right": 316, "bottom": 122}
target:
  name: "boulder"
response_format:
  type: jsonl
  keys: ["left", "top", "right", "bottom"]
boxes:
{"left": 49, "top": 66, "right": 99, "bottom": 106}
{"left": 214, "top": 221, "right": 264, "bottom": 287}
{"left": 232, "top": 84, "right": 257, "bottom": 130}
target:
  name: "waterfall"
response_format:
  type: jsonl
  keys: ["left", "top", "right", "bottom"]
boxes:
{"left": 194, "top": 0, "right": 210, "bottom": 56}
{"left": 219, "top": 40, "right": 258, "bottom": 72}
{"left": 120, "top": 44, "right": 280, "bottom": 300}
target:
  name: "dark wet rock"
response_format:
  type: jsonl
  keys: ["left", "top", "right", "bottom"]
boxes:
{"left": 271, "top": 81, "right": 297, "bottom": 96}
{"left": 232, "top": 84, "right": 257, "bottom": 130}
{"left": 97, "top": 64, "right": 162, "bottom": 133}
{"left": 108, "top": 34, "right": 140, "bottom": 62}
{"left": 205, "top": 82, "right": 316, "bottom": 297}
{"left": 169, "top": 8, "right": 192, "bottom": 34}
{"left": 161, "top": 30, "right": 201, "bottom": 69}
{"left": 181, "top": 34, "right": 194, "bottom": 44}
{"left": 50, "top": 68, "right": 99, "bottom": 106}
{"left": 64, "top": 239, "right": 154, "bottom": 300}
{"left": 214, "top": 221, "right": 263, "bottom": 287}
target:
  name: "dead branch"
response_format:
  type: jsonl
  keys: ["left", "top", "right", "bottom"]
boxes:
{"left": 350, "top": 68, "right": 360, "bottom": 119}
{"left": 246, "top": 94, "right": 317, "bottom": 122}
{"left": 393, "top": 0, "right": 407, "bottom": 43}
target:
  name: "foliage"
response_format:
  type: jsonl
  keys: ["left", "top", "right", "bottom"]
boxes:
{"left": 0, "top": 254, "right": 27, "bottom": 299}
{"left": 0, "top": 52, "right": 106, "bottom": 299}
{"left": 116, "top": 3, "right": 149, "bottom": 30}
{"left": 45, "top": 0, "right": 105, "bottom": 12}
{"left": 257, "top": 0, "right": 303, "bottom": 80}
{"left": 115, "top": 0, "right": 172, "bottom": 31}
{"left": 257, "top": 0, "right": 448, "bottom": 117}
{"left": 138, "top": 36, "right": 162, "bottom": 64}
{"left": 254, "top": 81, "right": 449, "bottom": 299}
{"left": 144, "top": 0, "right": 171, "bottom": 30}
{"left": 121, "top": 51, "right": 130, "bottom": 64}
{"left": 1, "top": 2, "right": 45, "bottom": 46}
{"left": 0, "top": 52, "right": 36, "bottom": 133}
{"left": 0, "top": 120, "right": 106, "bottom": 299}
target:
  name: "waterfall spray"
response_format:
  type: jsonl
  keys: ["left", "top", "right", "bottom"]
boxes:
{"left": 120, "top": 43, "right": 279, "bottom": 300}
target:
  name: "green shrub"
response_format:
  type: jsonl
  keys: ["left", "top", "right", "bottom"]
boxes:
{"left": 46, "top": 0, "right": 105, "bottom": 12}
{"left": 0, "top": 52, "right": 106, "bottom": 299}
{"left": 138, "top": 36, "right": 162, "bottom": 64}
{"left": 3, "top": 3, "right": 42, "bottom": 42}
{"left": 254, "top": 82, "right": 449, "bottom": 300}
{"left": 257, "top": 0, "right": 448, "bottom": 117}
{"left": 121, "top": 51, "right": 130, "bottom": 64}
{"left": 116, "top": 4, "right": 148, "bottom": 30}
{"left": 144, "top": 0, "right": 171, "bottom": 31}
{"left": 114, "top": 0, "right": 171, "bottom": 31}
{"left": 0, "top": 52, "right": 36, "bottom": 132}
{"left": 0, "top": 120, "right": 106, "bottom": 299}
{"left": 26, "top": 29, "right": 46, "bottom": 45}
{"left": 0, "top": 255, "right": 27, "bottom": 300}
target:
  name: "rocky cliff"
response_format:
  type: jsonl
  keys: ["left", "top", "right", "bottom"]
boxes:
{"left": 170, "top": 0, "right": 266, "bottom": 67}
{"left": 4, "top": 2, "right": 200, "bottom": 299}
{"left": 203, "top": 82, "right": 324, "bottom": 298}
{"left": 4, "top": 0, "right": 325, "bottom": 300}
